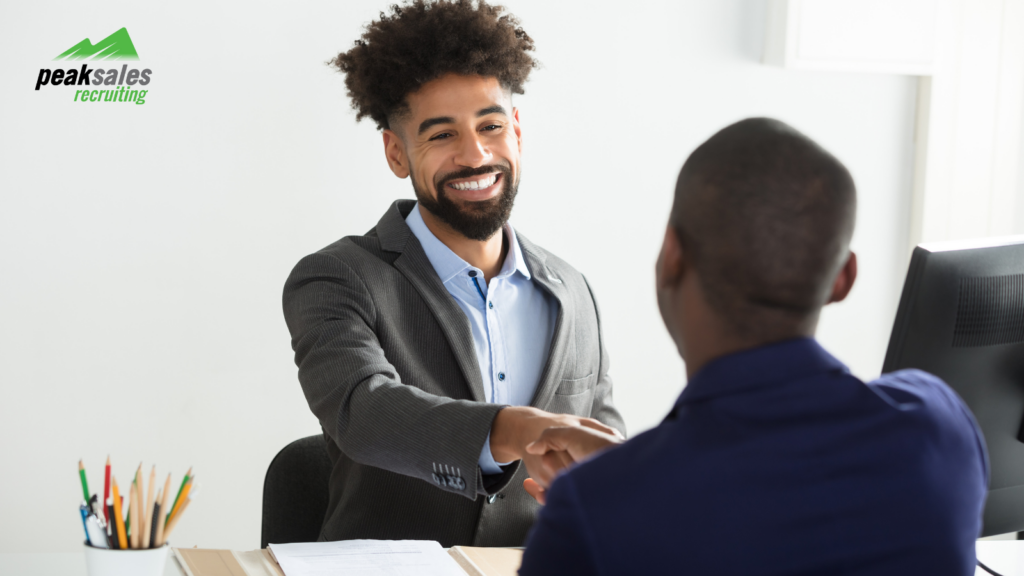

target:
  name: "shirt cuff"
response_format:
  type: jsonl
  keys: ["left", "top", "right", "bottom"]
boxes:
{"left": 478, "top": 431, "right": 514, "bottom": 476}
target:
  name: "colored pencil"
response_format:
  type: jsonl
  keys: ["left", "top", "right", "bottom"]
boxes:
{"left": 129, "top": 482, "right": 140, "bottom": 549}
{"left": 106, "top": 500, "right": 118, "bottom": 549}
{"left": 78, "top": 460, "right": 90, "bottom": 503}
{"left": 167, "top": 467, "right": 191, "bottom": 525}
{"left": 162, "top": 497, "right": 191, "bottom": 542}
{"left": 149, "top": 490, "right": 162, "bottom": 548}
{"left": 133, "top": 465, "right": 143, "bottom": 547}
{"left": 123, "top": 494, "right": 130, "bottom": 537}
{"left": 111, "top": 477, "right": 127, "bottom": 550}
{"left": 155, "top": 474, "right": 171, "bottom": 546}
{"left": 167, "top": 476, "right": 193, "bottom": 527}
{"left": 103, "top": 456, "right": 110, "bottom": 524}
{"left": 141, "top": 466, "right": 155, "bottom": 549}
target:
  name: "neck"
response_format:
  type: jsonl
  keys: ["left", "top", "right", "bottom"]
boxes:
{"left": 681, "top": 333, "right": 757, "bottom": 379}
{"left": 675, "top": 285, "right": 817, "bottom": 379}
{"left": 418, "top": 204, "right": 508, "bottom": 282}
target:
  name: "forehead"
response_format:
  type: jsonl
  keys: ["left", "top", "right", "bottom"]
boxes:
{"left": 404, "top": 74, "right": 511, "bottom": 121}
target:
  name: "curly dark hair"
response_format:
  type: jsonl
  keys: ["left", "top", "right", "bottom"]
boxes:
{"left": 331, "top": 0, "right": 538, "bottom": 131}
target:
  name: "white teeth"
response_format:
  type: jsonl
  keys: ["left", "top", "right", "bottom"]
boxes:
{"left": 451, "top": 175, "right": 498, "bottom": 191}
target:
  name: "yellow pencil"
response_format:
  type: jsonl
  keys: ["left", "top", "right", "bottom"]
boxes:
{"left": 167, "top": 476, "right": 194, "bottom": 527}
{"left": 141, "top": 466, "right": 155, "bottom": 549}
{"left": 155, "top": 473, "right": 172, "bottom": 547}
{"left": 111, "top": 477, "right": 127, "bottom": 550}
{"left": 162, "top": 497, "right": 191, "bottom": 542}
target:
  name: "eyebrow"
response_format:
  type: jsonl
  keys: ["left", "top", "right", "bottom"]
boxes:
{"left": 417, "top": 105, "right": 509, "bottom": 135}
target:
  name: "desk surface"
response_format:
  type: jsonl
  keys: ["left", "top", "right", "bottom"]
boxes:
{"left": 5, "top": 542, "right": 1024, "bottom": 575}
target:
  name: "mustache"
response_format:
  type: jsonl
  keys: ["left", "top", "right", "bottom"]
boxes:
{"left": 435, "top": 163, "right": 513, "bottom": 192}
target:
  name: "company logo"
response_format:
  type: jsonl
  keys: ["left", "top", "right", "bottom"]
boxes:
{"left": 35, "top": 27, "right": 152, "bottom": 105}
{"left": 54, "top": 27, "right": 139, "bottom": 61}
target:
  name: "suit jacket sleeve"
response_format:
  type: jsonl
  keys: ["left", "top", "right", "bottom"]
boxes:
{"left": 584, "top": 276, "right": 627, "bottom": 438}
{"left": 519, "top": 473, "right": 599, "bottom": 576}
{"left": 283, "top": 251, "right": 506, "bottom": 499}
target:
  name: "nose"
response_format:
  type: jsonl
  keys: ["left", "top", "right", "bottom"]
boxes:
{"left": 453, "top": 131, "right": 492, "bottom": 168}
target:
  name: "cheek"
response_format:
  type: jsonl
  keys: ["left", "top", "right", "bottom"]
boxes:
{"left": 496, "top": 133, "right": 521, "bottom": 168}
{"left": 411, "top": 151, "right": 442, "bottom": 191}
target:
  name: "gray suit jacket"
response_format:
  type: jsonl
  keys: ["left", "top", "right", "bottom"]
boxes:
{"left": 282, "top": 199, "right": 624, "bottom": 547}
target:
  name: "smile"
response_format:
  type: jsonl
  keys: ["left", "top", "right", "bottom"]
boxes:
{"left": 448, "top": 173, "right": 500, "bottom": 191}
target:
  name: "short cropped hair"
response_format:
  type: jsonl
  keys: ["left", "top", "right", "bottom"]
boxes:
{"left": 331, "top": 0, "right": 538, "bottom": 130}
{"left": 671, "top": 118, "right": 857, "bottom": 340}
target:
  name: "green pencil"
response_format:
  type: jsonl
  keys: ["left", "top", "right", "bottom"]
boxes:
{"left": 125, "top": 483, "right": 132, "bottom": 536}
{"left": 167, "top": 467, "right": 191, "bottom": 525}
{"left": 78, "top": 460, "right": 90, "bottom": 503}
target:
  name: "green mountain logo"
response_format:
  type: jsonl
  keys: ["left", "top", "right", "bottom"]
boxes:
{"left": 54, "top": 27, "right": 139, "bottom": 61}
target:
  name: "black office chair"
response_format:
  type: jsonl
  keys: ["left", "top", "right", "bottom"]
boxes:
{"left": 261, "top": 434, "right": 333, "bottom": 548}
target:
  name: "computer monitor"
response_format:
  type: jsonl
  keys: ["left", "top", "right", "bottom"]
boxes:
{"left": 882, "top": 235, "right": 1024, "bottom": 537}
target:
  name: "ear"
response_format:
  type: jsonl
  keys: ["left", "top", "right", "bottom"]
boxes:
{"left": 512, "top": 107, "right": 522, "bottom": 154}
{"left": 656, "top": 225, "right": 687, "bottom": 293}
{"left": 382, "top": 129, "right": 410, "bottom": 179}
{"left": 827, "top": 251, "right": 858, "bottom": 304}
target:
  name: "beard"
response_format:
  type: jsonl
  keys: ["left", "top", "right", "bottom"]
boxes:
{"left": 413, "top": 162, "right": 518, "bottom": 242}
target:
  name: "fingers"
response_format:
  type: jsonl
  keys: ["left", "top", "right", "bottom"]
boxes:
{"left": 541, "top": 449, "right": 574, "bottom": 479}
{"left": 524, "top": 428, "right": 569, "bottom": 455}
{"left": 525, "top": 426, "right": 587, "bottom": 455}
{"left": 522, "top": 453, "right": 557, "bottom": 488}
{"left": 526, "top": 425, "right": 624, "bottom": 464}
{"left": 523, "top": 478, "right": 546, "bottom": 505}
{"left": 579, "top": 418, "right": 624, "bottom": 439}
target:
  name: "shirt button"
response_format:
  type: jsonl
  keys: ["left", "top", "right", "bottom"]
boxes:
{"left": 488, "top": 301, "right": 494, "bottom": 309}
{"left": 498, "top": 372, "right": 505, "bottom": 381}
{"left": 468, "top": 270, "right": 477, "bottom": 277}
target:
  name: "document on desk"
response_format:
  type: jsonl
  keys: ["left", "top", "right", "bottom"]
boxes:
{"left": 267, "top": 540, "right": 468, "bottom": 576}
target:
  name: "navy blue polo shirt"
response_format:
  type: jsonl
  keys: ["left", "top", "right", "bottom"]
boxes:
{"left": 521, "top": 338, "right": 988, "bottom": 576}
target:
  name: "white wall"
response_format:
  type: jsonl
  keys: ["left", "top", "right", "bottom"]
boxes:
{"left": 0, "top": 0, "right": 916, "bottom": 553}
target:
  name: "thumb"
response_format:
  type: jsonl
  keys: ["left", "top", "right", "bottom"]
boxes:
{"left": 523, "top": 478, "right": 547, "bottom": 505}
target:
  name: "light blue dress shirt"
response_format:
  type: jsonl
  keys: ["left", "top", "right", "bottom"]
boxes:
{"left": 406, "top": 203, "right": 556, "bottom": 475}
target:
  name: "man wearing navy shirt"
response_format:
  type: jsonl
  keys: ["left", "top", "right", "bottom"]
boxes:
{"left": 519, "top": 118, "right": 988, "bottom": 575}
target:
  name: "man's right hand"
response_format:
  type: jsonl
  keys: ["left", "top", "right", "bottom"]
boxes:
{"left": 521, "top": 425, "right": 624, "bottom": 504}
{"left": 488, "top": 406, "right": 620, "bottom": 488}
{"left": 525, "top": 425, "right": 624, "bottom": 481}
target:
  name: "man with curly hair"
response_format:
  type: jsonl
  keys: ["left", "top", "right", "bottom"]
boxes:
{"left": 282, "top": 0, "right": 625, "bottom": 547}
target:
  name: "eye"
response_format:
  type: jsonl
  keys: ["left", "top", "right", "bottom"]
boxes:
{"left": 429, "top": 132, "right": 452, "bottom": 141}
{"left": 482, "top": 124, "right": 501, "bottom": 131}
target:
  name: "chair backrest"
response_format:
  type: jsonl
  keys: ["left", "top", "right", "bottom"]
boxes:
{"left": 261, "top": 434, "right": 333, "bottom": 549}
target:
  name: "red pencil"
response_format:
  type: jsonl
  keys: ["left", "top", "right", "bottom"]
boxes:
{"left": 103, "top": 456, "right": 111, "bottom": 524}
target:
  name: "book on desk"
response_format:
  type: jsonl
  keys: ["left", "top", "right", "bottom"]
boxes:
{"left": 173, "top": 541, "right": 522, "bottom": 576}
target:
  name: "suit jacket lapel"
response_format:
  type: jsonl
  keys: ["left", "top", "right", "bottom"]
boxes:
{"left": 377, "top": 200, "right": 487, "bottom": 403}
{"left": 518, "top": 235, "right": 573, "bottom": 411}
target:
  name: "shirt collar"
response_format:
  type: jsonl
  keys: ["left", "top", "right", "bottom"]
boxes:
{"left": 675, "top": 337, "right": 849, "bottom": 407}
{"left": 405, "top": 201, "right": 531, "bottom": 285}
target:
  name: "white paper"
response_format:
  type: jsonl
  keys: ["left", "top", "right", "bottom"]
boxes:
{"left": 268, "top": 540, "right": 466, "bottom": 576}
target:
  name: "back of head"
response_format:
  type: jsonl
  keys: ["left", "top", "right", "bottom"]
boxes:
{"left": 671, "top": 118, "right": 856, "bottom": 342}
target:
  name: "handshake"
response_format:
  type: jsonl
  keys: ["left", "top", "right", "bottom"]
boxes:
{"left": 489, "top": 407, "right": 624, "bottom": 504}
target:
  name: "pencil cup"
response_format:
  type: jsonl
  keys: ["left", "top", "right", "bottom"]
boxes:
{"left": 83, "top": 542, "right": 169, "bottom": 576}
